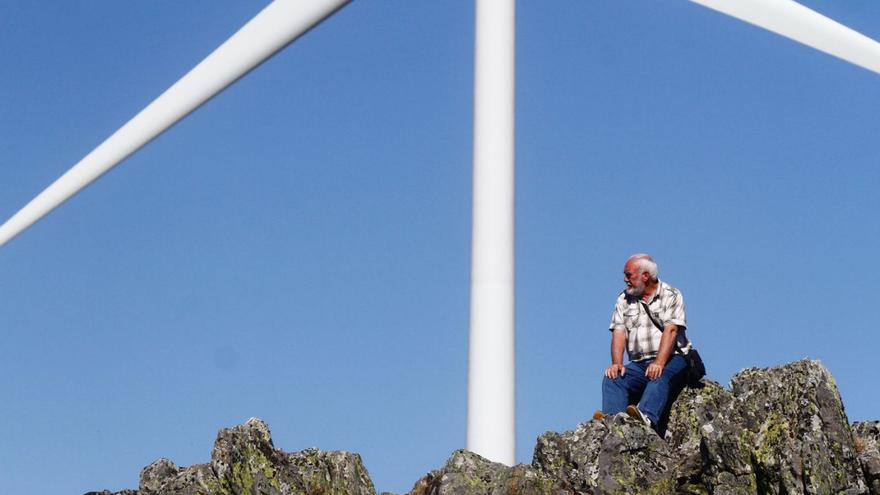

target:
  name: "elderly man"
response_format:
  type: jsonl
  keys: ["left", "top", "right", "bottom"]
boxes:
{"left": 595, "top": 254, "right": 691, "bottom": 432}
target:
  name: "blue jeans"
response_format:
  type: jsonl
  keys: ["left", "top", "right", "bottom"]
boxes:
{"left": 602, "top": 354, "right": 688, "bottom": 428}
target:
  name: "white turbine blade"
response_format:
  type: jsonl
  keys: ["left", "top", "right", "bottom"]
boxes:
{"left": 0, "top": 0, "right": 350, "bottom": 247}
{"left": 689, "top": 0, "right": 880, "bottom": 74}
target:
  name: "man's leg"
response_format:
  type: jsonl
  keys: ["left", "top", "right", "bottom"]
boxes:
{"left": 602, "top": 361, "right": 648, "bottom": 415}
{"left": 637, "top": 355, "right": 688, "bottom": 427}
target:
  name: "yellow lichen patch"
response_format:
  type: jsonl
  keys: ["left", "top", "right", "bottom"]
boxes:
{"left": 753, "top": 411, "right": 792, "bottom": 467}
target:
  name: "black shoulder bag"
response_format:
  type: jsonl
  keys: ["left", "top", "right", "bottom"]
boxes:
{"left": 640, "top": 301, "right": 706, "bottom": 387}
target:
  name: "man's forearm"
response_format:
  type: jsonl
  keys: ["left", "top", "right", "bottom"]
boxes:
{"left": 653, "top": 324, "right": 678, "bottom": 366}
{"left": 611, "top": 329, "right": 626, "bottom": 365}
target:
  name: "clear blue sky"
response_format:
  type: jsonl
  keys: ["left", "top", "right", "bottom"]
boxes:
{"left": 2, "top": 1, "right": 879, "bottom": 493}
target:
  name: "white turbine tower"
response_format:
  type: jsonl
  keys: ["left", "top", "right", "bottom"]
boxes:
{"left": 2, "top": 0, "right": 880, "bottom": 466}
{"left": 468, "top": 0, "right": 516, "bottom": 466}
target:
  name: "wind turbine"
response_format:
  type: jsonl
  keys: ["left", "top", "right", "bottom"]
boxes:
{"left": 1, "top": 0, "right": 879, "bottom": 467}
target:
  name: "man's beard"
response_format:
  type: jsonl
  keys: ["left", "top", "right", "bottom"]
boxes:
{"left": 625, "top": 282, "right": 645, "bottom": 297}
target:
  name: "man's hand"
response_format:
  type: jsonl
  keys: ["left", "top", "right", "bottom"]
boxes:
{"left": 645, "top": 362, "right": 664, "bottom": 380}
{"left": 605, "top": 364, "right": 626, "bottom": 379}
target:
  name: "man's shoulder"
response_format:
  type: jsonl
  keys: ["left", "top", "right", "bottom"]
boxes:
{"left": 658, "top": 281, "right": 684, "bottom": 298}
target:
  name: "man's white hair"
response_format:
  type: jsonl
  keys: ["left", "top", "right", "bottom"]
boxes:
{"left": 627, "top": 253, "right": 658, "bottom": 280}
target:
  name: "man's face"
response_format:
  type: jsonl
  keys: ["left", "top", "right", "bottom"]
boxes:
{"left": 623, "top": 261, "right": 647, "bottom": 297}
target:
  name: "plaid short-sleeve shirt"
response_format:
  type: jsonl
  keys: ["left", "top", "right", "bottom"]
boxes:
{"left": 609, "top": 280, "right": 690, "bottom": 362}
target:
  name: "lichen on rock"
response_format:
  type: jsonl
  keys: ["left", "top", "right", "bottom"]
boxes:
{"left": 732, "top": 359, "right": 867, "bottom": 494}
{"left": 532, "top": 413, "right": 678, "bottom": 494}
{"left": 666, "top": 380, "right": 756, "bottom": 494}
{"left": 408, "top": 449, "right": 564, "bottom": 495}
{"left": 92, "top": 417, "right": 375, "bottom": 495}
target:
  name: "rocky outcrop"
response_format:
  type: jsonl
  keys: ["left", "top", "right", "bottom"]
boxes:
{"left": 527, "top": 382, "right": 757, "bottom": 495}
{"left": 89, "top": 359, "right": 876, "bottom": 495}
{"left": 208, "top": 419, "right": 374, "bottom": 495}
{"left": 854, "top": 421, "right": 880, "bottom": 494}
{"left": 487, "top": 359, "right": 869, "bottom": 495}
{"left": 408, "top": 450, "right": 564, "bottom": 495}
{"left": 732, "top": 360, "right": 865, "bottom": 494}
{"left": 533, "top": 415, "right": 677, "bottom": 493}
{"left": 664, "top": 380, "right": 756, "bottom": 494}
{"left": 93, "top": 417, "right": 375, "bottom": 495}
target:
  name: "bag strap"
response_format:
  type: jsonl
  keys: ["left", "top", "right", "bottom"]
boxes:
{"left": 640, "top": 300, "right": 687, "bottom": 355}
{"left": 639, "top": 301, "right": 664, "bottom": 331}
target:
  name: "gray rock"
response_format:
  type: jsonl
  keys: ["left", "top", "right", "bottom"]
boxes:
{"left": 527, "top": 359, "right": 872, "bottom": 494}
{"left": 732, "top": 359, "right": 867, "bottom": 494}
{"left": 113, "top": 417, "right": 376, "bottom": 495}
{"left": 209, "top": 417, "right": 375, "bottom": 495}
{"left": 286, "top": 448, "right": 377, "bottom": 495}
{"left": 666, "top": 380, "right": 756, "bottom": 494}
{"left": 532, "top": 413, "right": 677, "bottom": 494}
{"left": 140, "top": 459, "right": 180, "bottom": 494}
{"left": 853, "top": 421, "right": 880, "bottom": 494}
{"left": 140, "top": 459, "right": 219, "bottom": 495}
{"left": 209, "top": 417, "right": 292, "bottom": 494}
{"left": 408, "top": 450, "right": 565, "bottom": 495}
